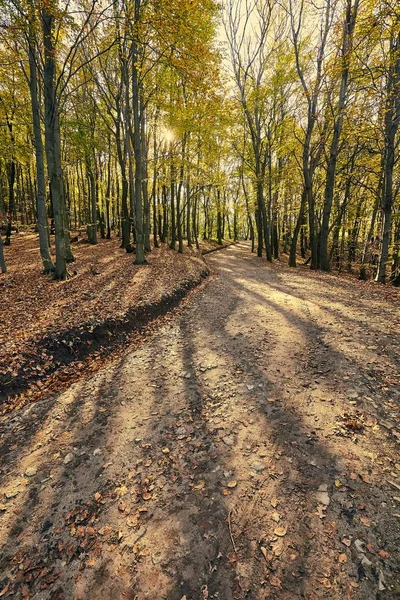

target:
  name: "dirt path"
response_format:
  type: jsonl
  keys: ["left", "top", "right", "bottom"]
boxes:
{"left": 1, "top": 242, "right": 399, "bottom": 600}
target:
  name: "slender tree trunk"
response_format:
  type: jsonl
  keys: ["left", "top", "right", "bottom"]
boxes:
{"left": 28, "top": 27, "right": 54, "bottom": 273}
{"left": 391, "top": 220, "right": 400, "bottom": 285}
{"left": 320, "top": 0, "right": 359, "bottom": 271}
{"left": 217, "top": 188, "right": 223, "bottom": 246}
{"left": 289, "top": 190, "right": 306, "bottom": 267}
{"left": 105, "top": 141, "right": 112, "bottom": 239}
{"left": 176, "top": 134, "right": 186, "bottom": 254}
{"left": 141, "top": 105, "right": 151, "bottom": 252}
{"left": 131, "top": 3, "right": 146, "bottom": 264}
{"left": 186, "top": 178, "right": 192, "bottom": 248}
{"left": 86, "top": 158, "right": 97, "bottom": 244}
{"left": 376, "top": 31, "right": 400, "bottom": 283}
{"left": 161, "top": 184, "right": 168, "bottom": 243}
{"left": 170, "top": 159, "right": 176, "bottom": 250}
{"left": 241, "top": 171, "right": 254, "bottom": 252}
{"left": 0, "top": 234, "right": 6, "bottom": 273}
{"left": 41, "top": 5, "right": 72, "bottom": 279}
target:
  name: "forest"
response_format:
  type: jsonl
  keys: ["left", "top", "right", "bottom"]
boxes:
{"left": 0, "top": 1, "right": 400, "bottom": 600}
{"left": 0, "top": 0, "right": 398, "bottom": 283}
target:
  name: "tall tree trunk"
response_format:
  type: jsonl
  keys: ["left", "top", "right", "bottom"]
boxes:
{"left": 151, "top": 133, "right": 159, "bottom": 248}
{"left": 0, "top": 234, "right": 6, "bottom": 273}
{"left": 289, "top": 190, "right": 306, "bottom": 267}
{"left": 5, "top": 157, "right": 15, "bottom": 246}
{"left": 116, "top": 120, "right": 130, "bottom": 248}
{"left": 41, "top": 5, "right": 72, "bottom": 279}
{"left": 170, "top": 160, "right": 176, "bottom": 250}
{"left": 186, "top": 178, "right": 192, "bottom": 248}
{"left": 176, "top": 134, "right": 186, "bottom": 254}
{"left": 141, "top": 104, "right": 151, "bottom": 252}
{"left": 28, "top": 21, "right": 53, "bottom": 273}
{"left": 105, "top": 140, "right": 112, "bottom": 239}
{"left": 217, "top": 188, "right": 223, "bottom": 246}
{"left": 131, "top": 3, "right": 146, "bottom": 264}
{"left": 376, "top": 31, "right": 400, "bottom": 283}
{"left": 161, "top": 184, "right": 168, "bottom": 242}
{"left": 241, "top": 171, "right": 254, "bottom": 252}
{"left": 86, "top": 157, "right": 97, "bottom": 244}
{"left": 320, "top": 0, "right": 359, "bottom": 271}
{"left": 391, "top": 219, "right": 400, "bottom": 285}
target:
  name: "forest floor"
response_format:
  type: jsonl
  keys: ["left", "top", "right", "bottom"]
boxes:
{"left": 1, "top": 242, "right": 400, "bottom": 600}
{"left": 0, "top": 232, "right": 210, "bottom": 410}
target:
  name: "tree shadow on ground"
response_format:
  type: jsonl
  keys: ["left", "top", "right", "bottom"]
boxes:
{"left": 0, "top": 242, "right": 398, "bottom": 600}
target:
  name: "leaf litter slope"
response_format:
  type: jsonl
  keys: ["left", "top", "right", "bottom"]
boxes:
{"left": 0, "top": 233, "right": 207, "bottom": 408}
{"left": 0, "top": 242, "right": 399, "bottom": 600}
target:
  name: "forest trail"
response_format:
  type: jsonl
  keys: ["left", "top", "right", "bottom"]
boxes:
{"left": 1, "top": 242, "right": 400, "bottom": 600}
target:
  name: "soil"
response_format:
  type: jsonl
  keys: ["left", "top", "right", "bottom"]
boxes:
{"left": 0, "top": 242, "right": 399, "bottom": 600}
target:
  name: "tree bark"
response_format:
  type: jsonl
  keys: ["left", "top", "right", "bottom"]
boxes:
{"left": 376, "top": 31, "right": 400, "bottom": 283}
{"left": 0, "top": 234, "right": 6, "bottom": 273}
{"left": 320, "top": 0, "right": 359, "bottom": 271}
{"left": 131, "top": 1, "right": 146, "bottom": 264}
{"left": 28, "top": 19, "right": 54, "bottom": 273}
{"left": 41, "top": 4, "right": 72, "bottom": 279}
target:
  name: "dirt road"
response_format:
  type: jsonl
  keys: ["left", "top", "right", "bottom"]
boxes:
{"left": 1, "top": 243, "right": 399, "bottom": 600}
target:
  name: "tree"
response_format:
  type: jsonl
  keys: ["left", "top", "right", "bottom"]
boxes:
{"left": 319, "top": 0, "right": 360, "bottom": 271}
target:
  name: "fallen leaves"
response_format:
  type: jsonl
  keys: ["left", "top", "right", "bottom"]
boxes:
{"left": 260, "top": 546, "right": 271, "bottom": 561}
{"left": 271, "top": 511, "right": 280, "bottom": 523}
{"left": 5, "top": 488, "right": 20, "bottom": 499}
{"left": 193, "top": 480, "right": 205, "bottom": 490}
{"left": 115, "top": 485, "right": 129, "bottom": 498}
{"left": 63, "top": 453, "right": 74, "bottom": 465}
{"left": 274, "top": 526, "right": 287, "bottom": 537}
{"left": 0, "top": 582, "right": 10, "bottom": 597}
{"left": 24, "top": 467, "right": 37, "bottom": 477}
{"left": 360, "top": 473, "right": 371, "bottom": 484}
{"left": 126, "top": 515, "right": 139, "bottom": 528}
{"left": 1, "top": 235, "right": 208, "bottom": 415}
{"left": 268, "top": 574, "right": 281, "bottom": 588}
{"left": 317, "top": 577, "right": 332, "bottom": 589}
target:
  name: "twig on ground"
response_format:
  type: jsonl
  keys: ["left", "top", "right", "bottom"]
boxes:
{"left": 228, "top": 510, "right": 237, "bottom": 553}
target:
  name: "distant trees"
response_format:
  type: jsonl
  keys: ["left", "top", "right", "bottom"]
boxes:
{"left": 224, "top": 0, "right": 400, "bottom": 282}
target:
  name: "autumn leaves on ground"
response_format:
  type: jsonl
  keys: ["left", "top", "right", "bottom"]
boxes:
{"left": 1, "top": 242, "right": 400, "bottom": 600}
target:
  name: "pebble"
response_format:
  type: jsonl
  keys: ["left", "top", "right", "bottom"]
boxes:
{"left": 63, "top": 453, "right": 74, "bottom": 465}
{"left": 222, "top": 435, "right": 235, "bottom": 446}
{"left": 315, "top": 483, "right": 330, "bottom": 506}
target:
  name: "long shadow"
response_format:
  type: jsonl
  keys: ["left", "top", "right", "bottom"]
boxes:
{"left": 115, "top": 243, "right": 352, "bottom": 598}
{"left": 175, "top": 243, "right": 397, "bottom": 599}
{"left": 110, "top": 287, "right": 245, "bottom": 598}
{"left": 174, "top": 256, "right": 342, "bottom": 598}
{"left": 228, "top": 258, "right": 400, "bottom": 437}
{"left": 239, "top": 249, "right": 400, "bottom": 344}
{"left": 0, "top": 358, "right": 133, "bottom": 599}
{"left": 0, "top": 243, "right": 397, "bottom": 600}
